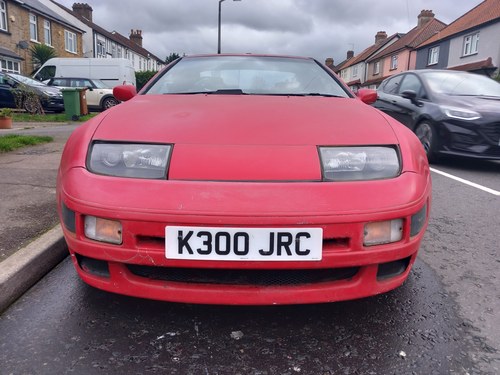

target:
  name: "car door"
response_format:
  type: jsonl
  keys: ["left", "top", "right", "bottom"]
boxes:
{"left": 392, "top": 73, "right": 426, "bottom": 129}
{"left": 0, "top": 73, "right": 16, "bottom": 108}
{"left": 374, "top": 74, "right": 407, "bottom": 124}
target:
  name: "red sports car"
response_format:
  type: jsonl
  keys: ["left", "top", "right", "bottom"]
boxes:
{"left": 57, "top": 54, "right": 431, "bottom": 305}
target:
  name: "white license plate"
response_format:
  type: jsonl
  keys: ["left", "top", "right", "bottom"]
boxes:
{"left": 165, "top": 226, "right": 323, "bottom": 261}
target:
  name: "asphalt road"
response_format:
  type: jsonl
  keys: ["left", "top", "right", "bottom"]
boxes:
{"left": 0, "top": 136, "right": 498, "bottom": 374}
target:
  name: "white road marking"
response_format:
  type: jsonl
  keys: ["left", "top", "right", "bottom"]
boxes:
{"left": 430, "top": 167, "right": 500, "bottom": 196}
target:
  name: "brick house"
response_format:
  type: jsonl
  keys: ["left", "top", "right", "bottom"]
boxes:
{"left": 415, "top": 0, "right": 500, "bottom": 76}
{"left": 335, "top": 31, "right": 402, "bottom": 91}
{"left": 0, "top": 0, "right": 84, "bottom": 75}
{"left": 39, "top": 1, "right": 164, "bottom": 72}
{"left": 364, "top": 10, "right": 447, "bottom": 88}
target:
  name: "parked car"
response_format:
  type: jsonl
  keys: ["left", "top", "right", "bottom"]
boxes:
{"left": 373, "top": 69, "right": 500, "bottom": 161}
{"left": 47, "top": 77, "right": 119, "bottom": 111}
{"left": 0, "top": 72, "right": 63, "bottom": 113}
{"left": 57, "top": 54, "right": 431, "bottom": 305}
{"left": 32, "top": 57, "right": 136, "bottom": 88}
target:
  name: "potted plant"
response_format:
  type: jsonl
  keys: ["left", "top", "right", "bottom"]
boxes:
{"left": 0, "top": 108, "right": 13, "bottom": 129}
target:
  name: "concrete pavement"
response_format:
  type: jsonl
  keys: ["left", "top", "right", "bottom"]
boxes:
{"left": 0, "top": 121, "right": 76, "bottom": 312}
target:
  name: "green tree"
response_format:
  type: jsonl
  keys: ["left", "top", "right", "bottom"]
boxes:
{"left": 165, "top": 53, "right": 180, "bottom": 64}
{"left": 135, "top": 71, "right": 157, "bottom": 91}
{"left": 30, "top": 44, "right": 57, "bottom": 72}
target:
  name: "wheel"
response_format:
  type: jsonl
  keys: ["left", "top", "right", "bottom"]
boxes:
{"left": 23, "top": 98, "right": 38, "bottom": 114}
{"left": 415, "top": 121, "right": 439, "bottom": 162}
{"left": 102, "top": 97, "right": 119, "bottom": 110}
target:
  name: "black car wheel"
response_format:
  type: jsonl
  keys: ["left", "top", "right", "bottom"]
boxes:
{"left": 23, "top": 98, "right": 39, "bottom": 114}
{"left": 102, "top": 97, "right": 119, "bottom": 110}
{"left": 415, "top": 121, "right": 439, "bottom": 162}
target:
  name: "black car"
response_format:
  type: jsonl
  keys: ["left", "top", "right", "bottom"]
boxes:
{"left": 0, "top": 71, "right": 64, "bottom": 113}
{"left": 373, "top": 69, "right": 500, "bottom": 161}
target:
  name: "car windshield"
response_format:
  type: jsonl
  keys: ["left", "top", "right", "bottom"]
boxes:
{"left": 8, "top": 73, "right": 46, "bottom": 87}
{"left": 423, "top": 71, "right": 500, "bottom": 97}
{"left": 145, "top": 55, "right": 350, "bottom": 97}
{"left": 92, "top": 79, "right": 108, "bottom": 89}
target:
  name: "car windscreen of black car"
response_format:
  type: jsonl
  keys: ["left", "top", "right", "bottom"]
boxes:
{"left": 382, "top": 75, "right": 403, "bottom": 94}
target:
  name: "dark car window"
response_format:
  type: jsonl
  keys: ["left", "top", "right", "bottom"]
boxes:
{"left": 382, "top": 75, "right": 403, "bottom": 94}
{"left": 398, "top": 74, "right": 427, "bottom": 98}
{"left": 35, "top": 65, "right": 56, "bottom": 81}
{"left": 51, "top": 78, "right": 68, "bottom": 86}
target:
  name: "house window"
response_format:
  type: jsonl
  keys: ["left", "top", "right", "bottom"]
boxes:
{"left": 65, "top": 30, "right": 77, "bottom": 53}
{"left": 0, "top": 0, "right": 7, "bottom": 32}
{"left": 374, "top": 61, "right": 380, "bottom": 75}
{"left": 352, "top": 65, "right": 358, "bottom": 77}
{"left": 428, "top": 46, "right": 439, "bottom": 65}
{"left": 96, "top": 39, "right": 106, "bottom": 57}
{"left": 43, "top": 20, "right": 52, "bottom": 46}
{"left": 1, "top": 58, "right": 21, "bottom": 73}
{"left": 29, "top": 13, "right": 38, "bottom": 41}
{"left": 463, "top": 33, "right": 479, "bottom": 56}
{"left": 390, "top": 55, "right": 398, "bottom": 70}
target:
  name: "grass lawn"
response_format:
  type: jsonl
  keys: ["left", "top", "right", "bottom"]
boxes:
{"left": 0, "top": 134, "right": 53, "bottom": 153}
{"left": 12, "top": 112, "right": 96, "bottom": 122}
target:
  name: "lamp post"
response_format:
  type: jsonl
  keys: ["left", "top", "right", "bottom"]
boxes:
{"left": 218, "top": 0, "right": 241, "bottom": 54}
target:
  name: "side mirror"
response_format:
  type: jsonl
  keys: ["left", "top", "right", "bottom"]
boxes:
{"left": 401, "top": 90, "right": 421, "bottom": 106}
{"left": 86, "top": 86, "right": 93, "bottom": 91}
{"left": 356, "top": 89, "right": 377, "bottom": 105}
{"left": 113, "top": 85, "right": 137, "bottom": 102}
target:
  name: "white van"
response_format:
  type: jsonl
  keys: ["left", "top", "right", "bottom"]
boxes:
{"left": 32, "top": 58, "right": 136, "bottom": 88}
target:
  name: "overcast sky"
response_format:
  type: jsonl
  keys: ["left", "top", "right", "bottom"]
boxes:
{"left": 57, "top": 0, "right": 483, "bottom": 64}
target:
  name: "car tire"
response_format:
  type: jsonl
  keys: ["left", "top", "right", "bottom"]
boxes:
{"left": 101, "top": 97, "right": 119, "bottom": 110}
{"left": 23, "top": 98, "right": 38, "bottom": 114}
{"left": 415, "top": 121, "right": 439, "bottom": 163}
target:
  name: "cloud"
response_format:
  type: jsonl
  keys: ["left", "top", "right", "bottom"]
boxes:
{"left": 56, "top": 0, "right": 483, "bottom": 64}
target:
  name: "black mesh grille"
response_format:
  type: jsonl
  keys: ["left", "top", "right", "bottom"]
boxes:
{"left": 127, "top": 265, "right": 359, "bottom": 286}
{"left": 481, "top": 123, "right": 500, "bottom": 143}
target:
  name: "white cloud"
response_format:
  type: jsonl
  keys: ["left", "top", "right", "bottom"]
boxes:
{"left": 56, "top": 0, "right": 483, "bottom": 64}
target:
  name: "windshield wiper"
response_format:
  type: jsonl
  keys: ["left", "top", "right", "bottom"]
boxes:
{"left": 263, "top": 93, "right": 344, "bottom": 98}
{"left": 174, "top": 89, "right": 247, "bottom": 95}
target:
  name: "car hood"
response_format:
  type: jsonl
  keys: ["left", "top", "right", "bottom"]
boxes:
{"left": 33, "top": 84, "right": 61, "bottom": 95}
{"left": 93, "top": 95, "right": 399, "bottom": 181}
{"left": 443, "top": 94, "right": 500, "bottom": 114}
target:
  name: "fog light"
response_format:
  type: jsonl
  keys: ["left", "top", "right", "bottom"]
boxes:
{"left": 84, "top": 216, "right": 122, "bottom": 244}
{"left": 364, "top": 219, "right": 403, "bottom": 246}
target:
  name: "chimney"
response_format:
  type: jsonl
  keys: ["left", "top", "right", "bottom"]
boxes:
{"left": 347, "top": 50, "right": 354, "bottom": 59}
{"left": 418, "top": 9, "right": 435, "bottom": 27}
{"left": 375, "top": 31, "right": 387, "bottom": 44}
{"left": 72, "top": 3, "right": 93, "bottom": 22}
{"left": 130, "top": 29, "right": 143, "bottom": 47}
{"left": 325, "top": 58, "right": 334, "bottom": 69}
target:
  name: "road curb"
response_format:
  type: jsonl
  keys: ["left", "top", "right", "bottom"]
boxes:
{"left": 0, "top": 225, "right": 67, "bottom": 313}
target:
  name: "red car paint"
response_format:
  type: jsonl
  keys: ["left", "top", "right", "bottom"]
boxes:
{"left": 57, "top": 55, "right": 431, "bottom": 305}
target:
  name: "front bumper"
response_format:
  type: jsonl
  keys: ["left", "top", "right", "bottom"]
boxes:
{"left": 58, "top": 168, "right": 431, "bottom": 305}
{"left": 42, "top": 97, "right": 64, "bottom": 112}
{"left": 440, "top": 120, "right": 500, "bottom": 159}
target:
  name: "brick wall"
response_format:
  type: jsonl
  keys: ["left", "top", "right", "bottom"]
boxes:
{"left": 0, "top": 1, "right": 83, "bottom": 75}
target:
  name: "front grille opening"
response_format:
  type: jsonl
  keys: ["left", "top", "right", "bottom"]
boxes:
{"left": 376, "top": 256, "right": 411, "bottom": 281}
{"left": 323, "top": 237, "right": 350, "bottom": 249}
{"left": 76, "top": 254, "right": 110, "bottom": 278}
{"left": 136, "top": 235, "right": 164, "bottom": 249}
{"left": 127, "top": 265, "right": 359, "bottom": 286}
